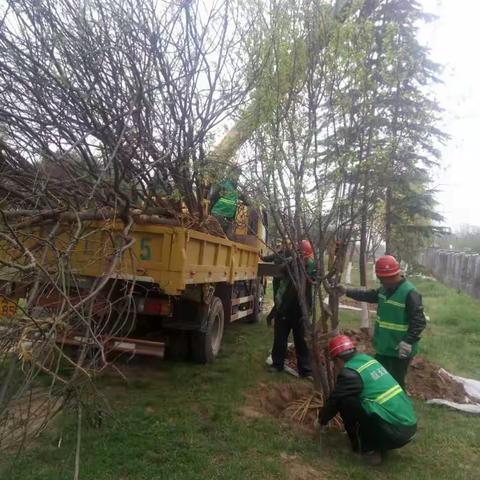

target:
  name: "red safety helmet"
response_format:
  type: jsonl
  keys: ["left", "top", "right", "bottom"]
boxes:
{"left": 375, "top": 255, "right": 400, "bottom": 278}
{"left": 301, "top": 240, "right": 314, "bottom": 259}
{"left": 328, "top": 335, "right": 356, "bottom": 358}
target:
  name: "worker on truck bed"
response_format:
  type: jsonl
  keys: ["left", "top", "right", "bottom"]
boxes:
{"left": 319, "top": 334, "right": 417, "bottom": 466}
{"left": 337, "top": 255, "right": 426, "bottom": 388}
{"left": 210, "top": 163, "right": 246, "bottom": 238}
{"left": 268, "top": 240, "right": 315, "bottom": 378}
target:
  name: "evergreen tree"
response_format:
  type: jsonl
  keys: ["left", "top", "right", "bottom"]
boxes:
{"left": 372, "top": 0, "right": 447, "bottom": 255}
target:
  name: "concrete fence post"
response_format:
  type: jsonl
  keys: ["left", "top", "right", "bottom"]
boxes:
{"left": 473, "top": 256, "right": 480, "bottom": 300}
{"left": 454, "top": 253, "right": 464, "bottom": 290}
{"left": 460, "top": 254, "right": 470, "bottom": 293}
{"left": 466, "top": 254, "right": 478, "bottom": 296}
{"left": 445, "top": 252, "right": 454, "bottom": 287}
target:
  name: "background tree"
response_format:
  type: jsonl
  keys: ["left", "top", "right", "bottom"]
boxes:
{"left": 372, "top": 0, "right": 447, "bottom": 256}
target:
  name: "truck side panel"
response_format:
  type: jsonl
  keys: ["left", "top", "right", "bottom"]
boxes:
{"left": 183, "top": 230, "right": 258, "bottom": 285}
{"left": 66, "top": 224, "right": 180, "bottom": 292}
{"left": 43, "top": 222, "right": 260, "bottom": 296}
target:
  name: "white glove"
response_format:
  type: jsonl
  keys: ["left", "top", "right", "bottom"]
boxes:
{"left": 397, "top": 341, "right": 412, "bottom": 359}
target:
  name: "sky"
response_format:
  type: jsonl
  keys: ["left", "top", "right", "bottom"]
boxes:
{"left": 418, "top": 0, "right": 480, "bottom": 229}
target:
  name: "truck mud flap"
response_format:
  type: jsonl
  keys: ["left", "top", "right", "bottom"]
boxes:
{"left": 162, "top": 303, "right": 209, "bottom": 332}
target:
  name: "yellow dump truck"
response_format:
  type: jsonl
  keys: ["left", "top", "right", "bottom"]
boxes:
{"left": 0, "top": 209, "right": 268, "bottom": 364}
{"left": 1, "top": 116, "right": 271, "bottom": 363}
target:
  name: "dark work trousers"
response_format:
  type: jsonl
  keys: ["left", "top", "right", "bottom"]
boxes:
{"left": 271, "top": 314, "right": 311, "bottom": 376}
{"left": 213, "top": 214, "right": 235, "bottom": 239}
{"left": 375, "top": 354, "right": 411, "bottom": 390}
{"left": 338, "top": 396, "right": 417, "bottom": 453}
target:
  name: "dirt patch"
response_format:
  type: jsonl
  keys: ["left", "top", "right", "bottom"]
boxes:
{"left": 342, "top": 328, "right": 374, "bottom": 355}
{"left": 191, "top": 404, "right": 212, "bottom": 421}
{"left": 280, "top": 453, "right": 326, "bottom": 480}
{"left": 0, "top": 388, "right": 62, "bottom": 451}
{"left": 243, "top": 382, "right": 315, "bottom": 429}
{"left": 237, "top": 405, "right": 265, "bottom": 419}
{"left": 243, "top": 382, "right": 342, "bottom": 435}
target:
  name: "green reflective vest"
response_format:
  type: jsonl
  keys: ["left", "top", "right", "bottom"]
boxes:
{"left": 373, "top": 280, "right": 417, "bottom": 357}
{"left": 211, "top": 179, "right": 238, "bottom": 218}
{"left": 274, "top": 258, "right": 315, "bottom": 308}
{"left": 345, "top": 353, "right": 417, "bottom": 427}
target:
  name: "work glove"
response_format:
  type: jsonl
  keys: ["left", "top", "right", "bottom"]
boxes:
{"left": 397, "top": 341, "right": 412, "bottom": 359}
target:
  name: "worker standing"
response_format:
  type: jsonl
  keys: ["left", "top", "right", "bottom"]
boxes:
{"left": 261, "top": 240, "right": 292, "bottom": 326}
{"left": 319, "top": 335, "right": 417, "bottom": 465}
{"left": 269, "top": 240, "right": 315, "bottom": 377}
{"left": 210, "top": 164, "right": 243, "bottom": 238}
{"left": 337, "top": 255, "right": 426, "bottom": 388}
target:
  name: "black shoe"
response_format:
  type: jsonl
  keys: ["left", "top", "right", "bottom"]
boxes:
{"left": 298, "top": 370, "right": 313, "bottom": 379}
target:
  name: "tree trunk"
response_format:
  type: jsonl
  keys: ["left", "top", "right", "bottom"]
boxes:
{"left": 385, "top": 185, "right": 393, "bottom": 255}
{"left": 345, "top": 261, "right": 353, "bottom": 284}
{"left": 345, "top": 244, "right": 354, "bottom": 284}
{"left": 359, "top": 211, "right": 368, "bottom": 288}
{"left": 359, "top": 176, "right": 370, "bottom": 331}
{"left": 360, "top": 302, "right": 369, "bottom": 331}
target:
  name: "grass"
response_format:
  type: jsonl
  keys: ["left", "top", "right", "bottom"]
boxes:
{"left": 413, "top": 278, "right": 480, "bottom": 376}
{"left": 2, "top": 276, "right": 480, "bottom": 479}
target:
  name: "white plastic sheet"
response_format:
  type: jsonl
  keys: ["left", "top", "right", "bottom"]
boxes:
{"left": 427, "top": 369, "right": 480, "bottom": 414}
{"left": 426, "top": 400, "right": 480, "bottom": 414}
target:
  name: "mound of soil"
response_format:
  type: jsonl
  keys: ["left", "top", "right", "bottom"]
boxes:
{"left": 409, "top": 357, "right": 466, "bottom": 402}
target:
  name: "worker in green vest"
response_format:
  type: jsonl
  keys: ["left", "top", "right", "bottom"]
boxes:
{"left": 337, "top": 255, "right": 426, "bottom": 388}
{"left": 210, "top": 163, "right": 244, "bottom": 238}
{"left": 260, "top": 239, "right": 292, "bottom": 326}
{"left": 319, "top": 334, "right": 417, "bottom": 465}
{"left": 268, "top": 240, "right": 315, "bottom": 377}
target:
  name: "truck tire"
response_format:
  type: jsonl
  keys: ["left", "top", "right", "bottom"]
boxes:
{"left": 190, "top": 296, "right": 225, "bottom": 363}
{"left": 249, "top": 280, "right": 264, "bottom": 324}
